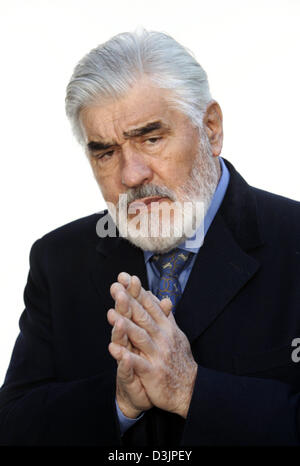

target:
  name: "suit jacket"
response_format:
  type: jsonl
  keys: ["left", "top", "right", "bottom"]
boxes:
{"left": 0, "top": 159, "right": 300, "bottom": 446}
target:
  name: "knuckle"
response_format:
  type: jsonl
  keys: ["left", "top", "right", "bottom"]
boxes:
{"left": 163, "top": 345, "right": 172, "bottom": 360}
{"left": 144, "top": 292, "right": 156, "bottom": 309}
{"left": 136, "top": 327, "right": 149, "bottom": 345}
{"left": 117, "top": 289, "right": 127, "bottom": 303}
{"left": 121, "top": 305, "right": 131, "bottom": 318}
{"left": 157, "top": 337, "right": 172, "bottom": 358}
{"left": 149, "top": 290, "right": 160, "bottom": 303}
{"left": 138, "top": 307, "right": 150, "bottom": 325}
{"left": 115, "top": 317, "right": 124, "bottom": 331}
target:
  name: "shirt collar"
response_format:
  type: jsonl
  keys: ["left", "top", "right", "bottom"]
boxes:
{"left": 144, "top": 157, "right": 230, "bottom": 263}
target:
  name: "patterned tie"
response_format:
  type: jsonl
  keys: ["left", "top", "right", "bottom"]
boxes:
{"left": 151, "top": 248, "right": 191, "bottom": 311}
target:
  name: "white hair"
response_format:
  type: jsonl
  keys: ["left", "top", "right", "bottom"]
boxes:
{"left": 65, "top": 29, "right": 212, "bottom": 144}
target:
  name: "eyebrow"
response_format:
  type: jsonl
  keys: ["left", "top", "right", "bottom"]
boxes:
{"left": 123, "top": 121, "right": 169, "bottom": 138}
{"left": 87, "top": 120, "right": 169, "bottom": 153}
{"left": 87, "top": 141, "right": 114, "bottom": 152}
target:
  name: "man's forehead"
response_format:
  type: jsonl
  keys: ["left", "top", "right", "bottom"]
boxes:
{"left": 81, "top": 102, "right": 173, "bottom": 142}
{"left": 79, "top": 80, "right": 176, "bottom": 140}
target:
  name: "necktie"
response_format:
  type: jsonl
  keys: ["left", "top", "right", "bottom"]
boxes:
{"left": 151, "top": 248, "right": 191, "bottom": 311}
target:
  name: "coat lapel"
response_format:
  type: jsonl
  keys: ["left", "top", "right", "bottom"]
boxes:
{"left": 175, "top": 160, "right": 264, "bottom": 344}
{"left": 174, "top": 213, "right": 260, "bottom": 344}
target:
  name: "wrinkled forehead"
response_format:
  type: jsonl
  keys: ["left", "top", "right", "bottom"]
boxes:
{"left": 79, "top": 82, "right": 178, "bottom": 142}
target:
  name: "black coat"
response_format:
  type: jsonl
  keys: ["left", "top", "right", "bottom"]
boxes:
{"left": 0, "top": 160, "right": 300, "bottom": 445}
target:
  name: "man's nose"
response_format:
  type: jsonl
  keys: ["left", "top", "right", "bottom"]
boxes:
{"left": 120, "top": 146, "right": 153, "bottom": 188}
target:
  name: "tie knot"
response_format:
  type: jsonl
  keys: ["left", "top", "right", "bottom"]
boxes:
{"left": 152, "top": 248, "right": 191, "bottom": 277}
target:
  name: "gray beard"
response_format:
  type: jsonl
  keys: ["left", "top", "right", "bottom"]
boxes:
{"left": 109, "top": 129, "right": 219, "bottom": 253}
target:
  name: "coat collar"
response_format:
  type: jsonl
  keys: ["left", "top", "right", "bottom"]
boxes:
{"left": 90, "top": 159, "right": 264, "bottom": 342}
{"left": 217, "top": 159, "right": 263, "bottom": 252}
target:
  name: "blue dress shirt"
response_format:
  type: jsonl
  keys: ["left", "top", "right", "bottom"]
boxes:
{"left": 116, "top": 157, "right": 230, "bottom": 435}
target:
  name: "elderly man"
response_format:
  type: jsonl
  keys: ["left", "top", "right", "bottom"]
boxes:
{"left": 0, "top": 30, "right": 299, "bottom": 446}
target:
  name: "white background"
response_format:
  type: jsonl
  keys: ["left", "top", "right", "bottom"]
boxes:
{"left": 0, "top": 0, "right": 299, "bottom": 383}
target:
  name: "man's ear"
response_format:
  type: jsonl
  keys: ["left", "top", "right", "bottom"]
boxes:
{"left": 203, "top": 101, "right": 223, "bottom": 157}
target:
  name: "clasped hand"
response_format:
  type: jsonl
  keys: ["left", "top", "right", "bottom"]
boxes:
{"left": 107, "top": 272, "right": 198, "bottom": 419}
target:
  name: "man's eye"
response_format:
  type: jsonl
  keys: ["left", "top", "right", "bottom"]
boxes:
{"left": 96, "top": 150, "right": 114, "bottom": 159}
{"left": 145, "top": 137, "right": 161, "bottom": 144}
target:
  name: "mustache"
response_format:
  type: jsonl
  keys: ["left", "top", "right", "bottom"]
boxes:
{"left": 123, "top": 184, "right": 177, "bottom": 206}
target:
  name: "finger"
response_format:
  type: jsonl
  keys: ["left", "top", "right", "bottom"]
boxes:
{"left": 122, "top": 275, "right": 169, "bottom": 326}
{"left": 126, "top": 347, "right": 152, "bottom": 376}
{"left": 128, "top": 275, "right": 142, "bottom": 299}
{"left": 111, "top": 318, "right": 129, "bottom": 347}
{"left": 117, "top": 351, "right": 135, "bottom": 384}
{"left": 153, "top": 295, "right": 172, "bottom": 317}
{"left": 107, "top": 307, "right": 116, "bottom": 327}
{"left": 108, "top": 341, "right": 125, "bottom": 362}
{"left": 127, "top": 280, "right": 169, "bottom": 325}
{"left": 122, "top": 294, "right": 159, "bottom": 338}
{"left": 110, "top": 281, "right": 127, "bottom": 301}
{"left": 118, "top": 274, "right": 158, "bottom": 309}
{"left": 109, "top": 309, "right": 148, "bottom": 357}
{"left": 115, "top": 290, "right": 131, "bottom": 319}
{"left": 109, "top": 309, "right": 156, "bottom": 355}
{"left": 110, "top": 282, "right": 132, "bottom": 319}
{"left": 109, "top": 342, "right": 151, "bottom": 375}
{"left": 167, "top": 309, "right": 177, "bottom": 325}
{"left": 118, "top": 273, "right": 143, "bottom": 303}
{"left": 118, "top": 315, "right": 157, "bottom": 357}
{"left": 138, "top": 290, "right": 169, "bottom": 326}
{"left": 118, "top": 272, "right": 132, "bottom": 290}
{"left": 107, "top": 309, "right": 133, "bottom": 352}
{"left": 118, "top": 272, "right": 172, "bottom": 324}
{"left": 115, "top": 274, "right": 169, "bottom": 328}
{"left": 146, "top": 290, "right": 161, "bottom": 306}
